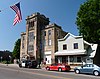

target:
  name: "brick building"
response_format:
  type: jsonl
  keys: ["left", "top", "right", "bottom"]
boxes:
{"left": 20, "top": 12, "right": 67, "bottom": 64}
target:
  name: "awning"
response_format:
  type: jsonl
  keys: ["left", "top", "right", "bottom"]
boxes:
{"left": 55, "top": 50, "right": 86, "bottom": 56}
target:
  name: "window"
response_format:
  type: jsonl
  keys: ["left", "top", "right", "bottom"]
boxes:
{"left": 77, "top": 57, "right": 81, "bottom": 62}
{"left": 89, "top": 64, "right": 94, "bottom": 67}
{"left": 63, "top": 44, "right": 67, "bottom": 50}
{"left": 28, "top": 45, "right": 34, "bottom": 51}
{"left": 32, "top": 21, "right": 34, "bottom": 26}
{"left": 48, "top": 40, "right": 51, "bottom": 46}
{"left": 74, "top": 43, "right": 78, "bottom": 49}
{"left": 48, "top": 30, "right": 51, "bottom": 46}
{"left": 62, "top": 57, "right": 66, "bottom": 63}
{"left": 28, "top": 21, "right": 34, "bottom": 30}
{"left": 44, "top": 31, "right": 46, "bottom": 36}
{"left": 28, "top": 32, "right": 34, "bottom": 42}
{"left": 57, "top": 30, "right": 60, "bottom": 37}
{"left": 45, "top": 58, "right": 47, "bottom": 61}
{"left": 22, "top": 43, "right": 24, "bottom": 49}
{"left": 48, "top": 30, "right": 51, "bottom": 35}
{"left": 70, "top": 56, "right": 74, "bottom": 62}
{"left": 29, "top": 21, "right": 34, "bottom": 27}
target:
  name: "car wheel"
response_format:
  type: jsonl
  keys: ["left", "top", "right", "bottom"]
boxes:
{"left": 93, "top": 71, "right": 99, "bottom": 76}
{"left": 58, "top": 68, "right": 62, "bottom": 72}
{"left": 19, "top": 65, "right": 22, "bottom": 68}
{"left": 75, "top": 69, "right": 80, "bottom": 74}
{"left": 46, "top": 67, "right": 50, "bottom": 71}
{"left": 27, "top": 65, "right": 30, "bottom": 68}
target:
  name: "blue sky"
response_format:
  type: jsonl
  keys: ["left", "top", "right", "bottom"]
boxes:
{"left": 0, "top": 0, "right": 86, "bottom": 51}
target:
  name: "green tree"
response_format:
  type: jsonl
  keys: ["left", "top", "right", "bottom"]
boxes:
{"left": 76, "top": 0, "right": 100, "bottom": 65}
{"left": 76, "top": 0, "right": 100, "bottom": 44}
{"left": 12, "top": 39, "right": 21, "bottom": 59}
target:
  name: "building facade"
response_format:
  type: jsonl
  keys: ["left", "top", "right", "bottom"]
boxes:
{"left": 55, "top": 33, "right": 97, "bottom": 65}
{"left": 20, "top": 12, "right": 67, "bottom": 64}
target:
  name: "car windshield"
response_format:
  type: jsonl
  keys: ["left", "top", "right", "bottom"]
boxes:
{"left": 51, "top": 63, "right": 58, "bottom": 66}
{"left": 22, "top": 61, "right": 26, "bottom": 63}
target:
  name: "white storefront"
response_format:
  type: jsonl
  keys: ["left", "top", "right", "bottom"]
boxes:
{"left": 55, "top": 33, "right": 97, "bottom": 65}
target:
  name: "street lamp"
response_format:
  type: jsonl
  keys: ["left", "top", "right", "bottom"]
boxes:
{"left": 9, "top": 55, "right": 11, "bottom": 62}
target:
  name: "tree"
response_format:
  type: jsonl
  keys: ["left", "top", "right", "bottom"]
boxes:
{"left": 76, "top": 0, "right": 100, "bottom": 44}
{"left": 76, "top": 0, "right": 100, "bottom": 65}
{"left": 12, "top": 39, "right": 21, "bottom": 59}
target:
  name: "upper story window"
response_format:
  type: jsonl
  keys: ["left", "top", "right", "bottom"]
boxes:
{"left": 28, "top": 45, "right": 34, "bottom": 51}
{"left": 22, "top": 43, "right": 24, "bottom": 49}
{"left": 44, "top": 31, "right": 46, "bottom": 36}
{"left": 28, "top": 21, "right": 34, "bottom": 30}
{"left": 63, "top": 44, "right": 67, "bottom": 50}
{"left": 74, "top": 43, "right": 78, "bottom": 49}
{"left": 28, "top": 32, "right": 34, "bottom": 42}
{"left": 48, "top": 40, "right": 51, "bottom": 46}
{"left": 57, "top": 30, "right": 60, "bottom": 37}
{"left": 48, "top": 30, "right": 51, "bottom": 35}
{"left": 29, "top": 21, "right": 34, "bottom": 27}
{"left": 48, "top": 30, "right": 51, "bottom": 46}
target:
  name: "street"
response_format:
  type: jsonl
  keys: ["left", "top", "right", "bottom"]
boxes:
{"left": 0, "top": 64, "right": 100, "bottom": 79}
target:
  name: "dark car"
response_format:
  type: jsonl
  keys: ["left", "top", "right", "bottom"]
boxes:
{"left": 46, "top": 63, "right": 71, "bottom": 72}
{"left": 19, "top": 60, "right": 37, "bottom": 68}
{"left": 74, "top": 64, "right": 100, "bottom": 76}
{"left": 28, "top": 60, "right": 37, "bottom": 68}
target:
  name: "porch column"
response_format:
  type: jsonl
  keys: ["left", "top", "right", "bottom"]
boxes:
{"left": 68, "top": 56, "right": 70, "bottom": 65}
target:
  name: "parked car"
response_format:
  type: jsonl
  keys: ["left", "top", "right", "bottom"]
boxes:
{"left": 19, "top": 60, "right": 29, "bottom": 68}
{"left": 45, "top": 63, "right": 71, "bottom": 72}
{"left": 19, "top": 60, "right": 37, "bottom": 68}
{"left": 74, "top": 64, "right": 100, "bottom": 76}
{"left": 28, "top": 60, "right": 37, "bottom": 68}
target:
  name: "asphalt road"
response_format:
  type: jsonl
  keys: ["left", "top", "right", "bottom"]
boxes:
{"left": 0, "top": 64, "right": 100, "bottom": 79}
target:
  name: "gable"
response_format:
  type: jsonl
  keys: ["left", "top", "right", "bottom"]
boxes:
{"left": 58, "top": 33, "right": 82, "bottom": 42}
{"left": 58, "top": 33, "right": 85, "bottom": 51}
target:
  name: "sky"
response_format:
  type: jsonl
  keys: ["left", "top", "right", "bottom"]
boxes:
{"left": 0, "top": 0, "right": 86, "bottom": 51}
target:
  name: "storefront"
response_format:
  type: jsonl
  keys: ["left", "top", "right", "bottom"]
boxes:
{"left": 55, "top": 50, "right": 87, "bottom": 65}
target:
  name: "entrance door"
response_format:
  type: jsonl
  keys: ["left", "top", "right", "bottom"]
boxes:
{"left": 46, "top": 55, "right": 51, "bottom": 64}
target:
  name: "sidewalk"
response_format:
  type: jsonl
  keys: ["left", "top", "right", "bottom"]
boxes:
{"left": 0, "top": 63, "right": 75, "bottom": 71}
{"left": 0, "top": 63, "right": 19, "bottom": 68}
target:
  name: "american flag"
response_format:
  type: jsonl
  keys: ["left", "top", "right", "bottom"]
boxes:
{"left": 10, "top": 2, "right": 22, "bottom": 26}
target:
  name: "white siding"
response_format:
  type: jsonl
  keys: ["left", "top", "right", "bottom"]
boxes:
{"left": 58, "top": 35, "right": 84, "bottom": 52}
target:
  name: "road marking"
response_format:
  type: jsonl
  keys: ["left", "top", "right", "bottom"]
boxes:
{"left": 0, "top": 67, "right": 72, "bottom": 79}
{"left": 32, "top": 71, "right": 72, "bottom": 79}
{"left": 0, "top": 67, "right": 100, "bottom": 79}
